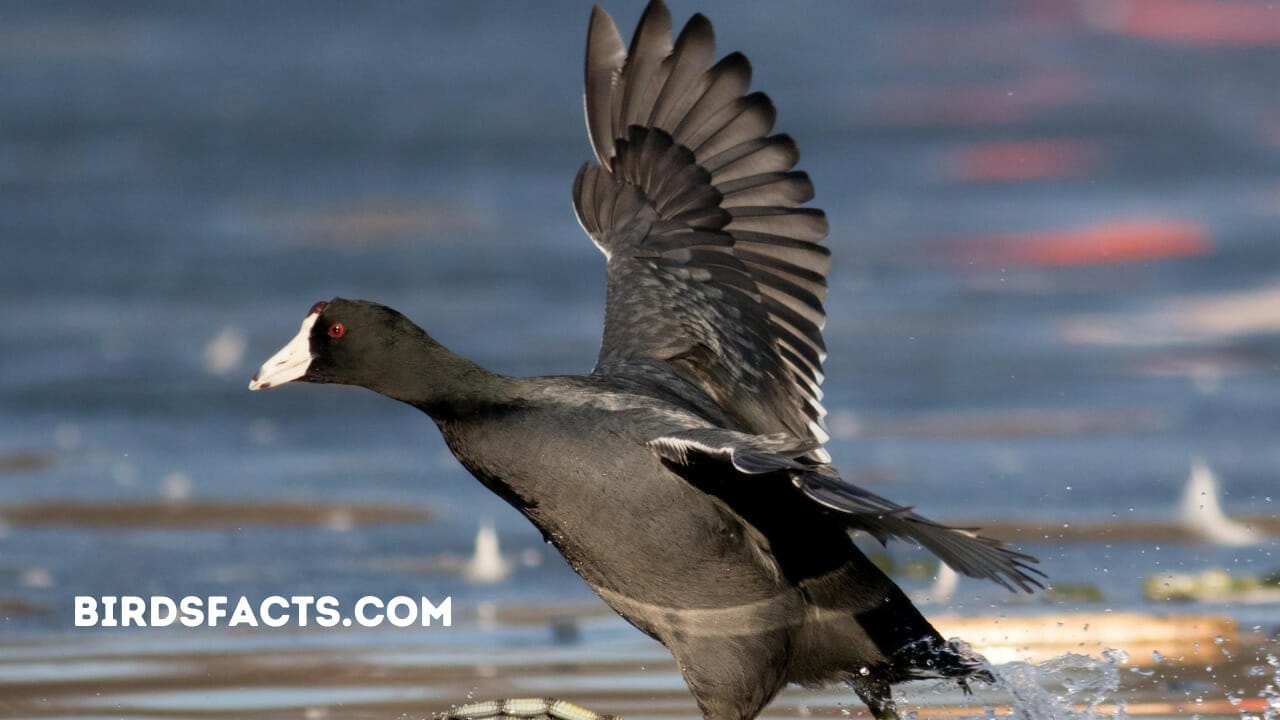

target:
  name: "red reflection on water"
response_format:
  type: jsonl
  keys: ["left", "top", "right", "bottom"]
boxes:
{"left": 1093, "top": 0, "right": 1280, "bottom": 47}
{"left": 957, "top": 219, "right": 1210, "bottom": 267}
{"left": 948, "top": 139, "right": 1101, "bottom": 182}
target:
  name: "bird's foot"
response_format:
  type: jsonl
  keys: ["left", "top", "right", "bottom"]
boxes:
{"left": 850, "top": 677, "right": 901, "bottom": 720}
{"left": 436, "top": 698, "right": 622, "bottom": 720}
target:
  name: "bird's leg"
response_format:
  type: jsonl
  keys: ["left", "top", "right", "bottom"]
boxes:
{"left": 436, "top": 698, "right": 621, "bottom": 720}
{"left": 851, "top": 679, "right": 901, "bottom": 720}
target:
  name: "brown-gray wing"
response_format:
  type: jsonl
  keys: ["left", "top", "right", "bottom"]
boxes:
{"left": 574, "top": 1, "right": 830, "bottom": 455}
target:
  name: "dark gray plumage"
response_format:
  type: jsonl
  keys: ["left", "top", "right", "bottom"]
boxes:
{"left": 250, "top": 3, "right": 1043, "bottom": 719}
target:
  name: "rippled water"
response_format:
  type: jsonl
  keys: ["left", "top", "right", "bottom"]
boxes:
{"left": 2, "top": 1, "right": 1280, "bottom": 717}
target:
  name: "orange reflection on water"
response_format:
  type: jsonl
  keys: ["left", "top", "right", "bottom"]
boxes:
{"left": 1089, "top": 0, "right": 1280, "bottom": 47}
{"left": 948, "top": 139, "right": 1101, "bottom": 182}
{"left": 957, "top": 219, "right": 1210, "bottom": 267}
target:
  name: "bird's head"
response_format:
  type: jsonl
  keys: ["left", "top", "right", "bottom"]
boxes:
{"left": 249, "top": 298, "right": 420, "bottom": 392}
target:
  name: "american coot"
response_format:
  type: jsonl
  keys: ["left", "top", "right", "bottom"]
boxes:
{"left": 250, "top": 3, "right": 1043, "bottom": 718}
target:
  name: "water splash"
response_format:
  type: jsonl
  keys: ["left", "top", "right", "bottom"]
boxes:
{"left": 989, "top": 650, "right": 1126, "bottom": 719}
{"left": 1258, "top": 652, "right": 1280, "bottom": 720}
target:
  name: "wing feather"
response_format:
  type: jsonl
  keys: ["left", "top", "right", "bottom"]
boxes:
{"left": 705, "top": 135, "right": 800, "bottom": 181}
{"left": 584, "top": 7, "right": 627, "bottom": 168}
{"left": 671, "top": 53, "right": 752, "bottom": 147}
{"left": 617, "top": 1, "right": 672, "bottom": 138}
{"left": 718, "top": 171, "right": 815, "bottom": 208}
{"left": 649, "top": 15, "right": 716, "bottom": 129}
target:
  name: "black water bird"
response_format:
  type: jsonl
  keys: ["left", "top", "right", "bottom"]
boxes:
{"left": 250, "top": 3, "right": 1043, "bottom": 718}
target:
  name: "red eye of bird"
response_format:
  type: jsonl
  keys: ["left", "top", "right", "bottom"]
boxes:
{"left": 328, "top": 322, "right": 345, "bottom": 339}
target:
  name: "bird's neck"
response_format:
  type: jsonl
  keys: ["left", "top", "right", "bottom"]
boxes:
{"left": 365, "top": 330, "right": 518, "bottom": 419}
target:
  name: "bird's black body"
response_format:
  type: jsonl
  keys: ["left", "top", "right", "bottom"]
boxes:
{"left": 250, "top": 4, "right": 1042, "bottom": 719}
{"left": 437, "top": 389, "right": 975, "bottom": 720}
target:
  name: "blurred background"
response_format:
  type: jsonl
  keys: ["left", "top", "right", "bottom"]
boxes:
{"left": 1, "top": 1, "right": 1279, "bottom": 718}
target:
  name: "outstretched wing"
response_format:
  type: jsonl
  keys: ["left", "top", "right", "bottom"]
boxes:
{"left": 574, "top": 1, "right": 830, "bottom": 453}
{"left": 649, "top": 428, "right": 1046, "bottom": 594}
